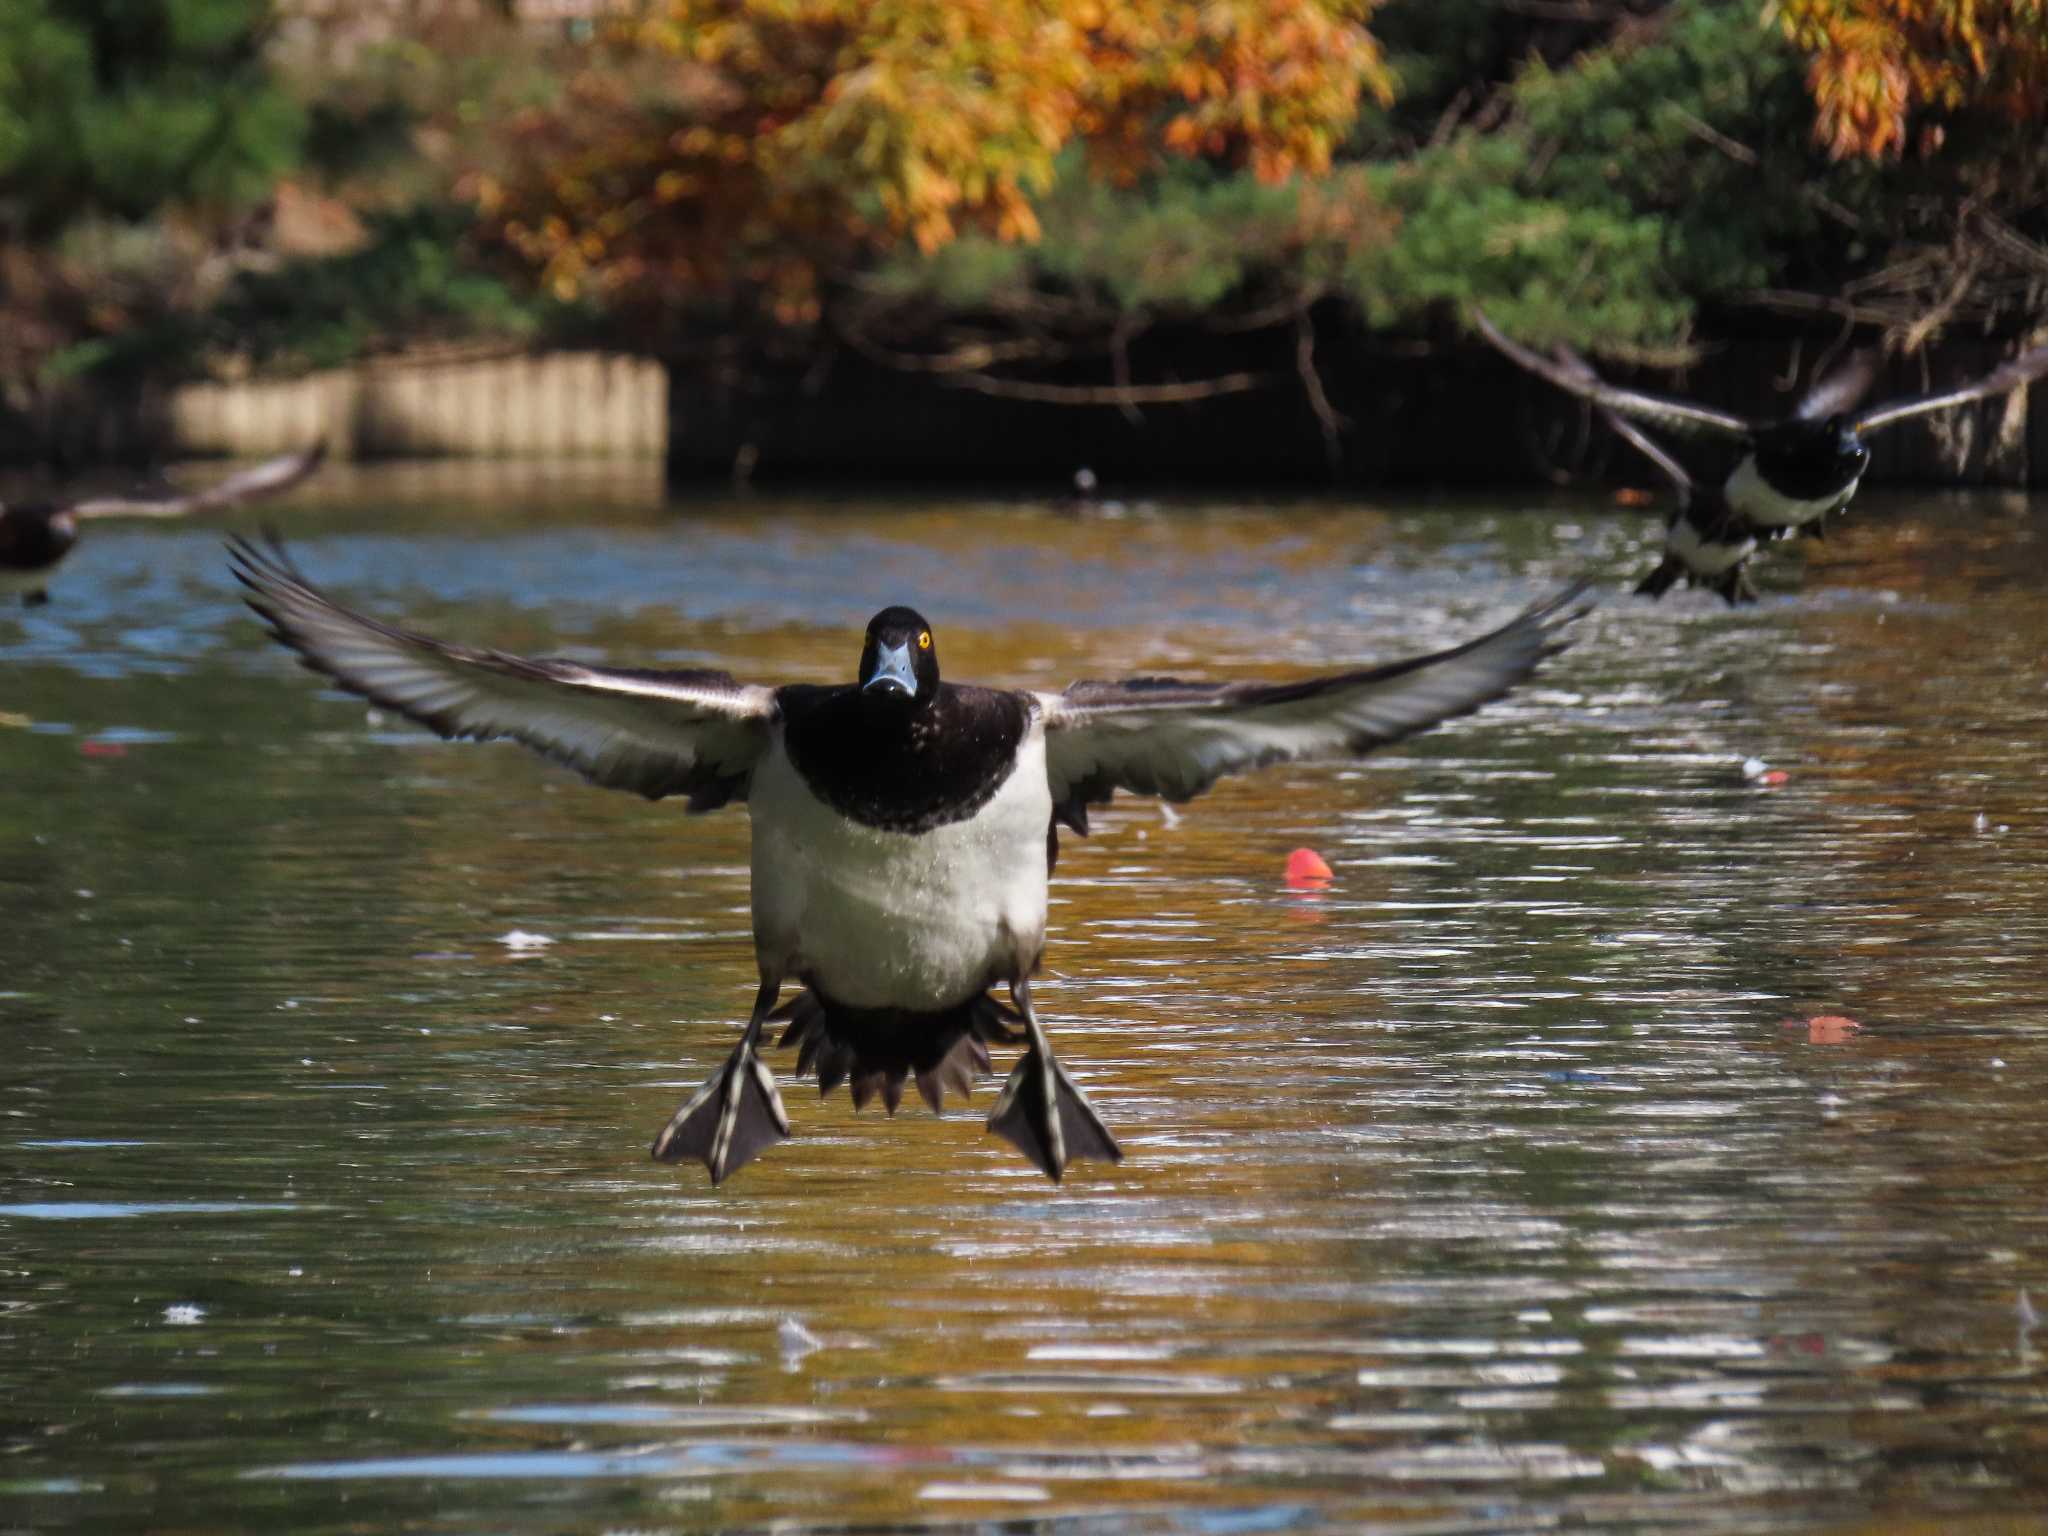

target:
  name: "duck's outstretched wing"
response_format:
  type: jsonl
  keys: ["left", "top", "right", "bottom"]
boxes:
{"left": 230, "top": 535, "right": 777, "bottom": 809}
{"left": 1036, "top": 583, "right": 1590, "bottom": 830}
{"left": 1791, "top": 350, "right": 1881, "bottom": 423}
{"left": 1547, "top": 343, "right": 1698, "bottom": 506}
{"left": 1473, "top": 311, "right": 1751, "bottom": 439}
{"left": 1852, "top": 342, "right": 2048, "bottom": 435}
{"left": 71, "top": 443, "right": 328, "bottom": 521}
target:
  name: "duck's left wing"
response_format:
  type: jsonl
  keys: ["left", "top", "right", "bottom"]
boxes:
{"left": 1547, "top": 343, "right": 1698, "bottom": 507}
{"left": 230, "top": 536, "right": 776, "bottom": 808}
{"left": 1037, "top": 584, "right": 1589, "bottom": 830}
{"left": 71, "top": 443, "right": 327, "bottom": 521}
{"left": 1852, "top": 342, "right": 2048, "bottom": 434}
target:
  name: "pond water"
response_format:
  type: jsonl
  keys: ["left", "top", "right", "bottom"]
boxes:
{"left": 4, "top": 465, "right": 2047, "bottom": 1535}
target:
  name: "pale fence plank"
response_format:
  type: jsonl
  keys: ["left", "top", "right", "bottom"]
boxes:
{"left": 168, "top": 350, "right": 666, "bottom": 459}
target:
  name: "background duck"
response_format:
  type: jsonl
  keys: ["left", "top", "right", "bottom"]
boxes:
{"left": 1, "top": 443, "right": 325, "bottom": 607}
{"left": 1473, "top": 310, "right": 2048, "bottom": 544}
{"left": 1544, "top": 341, "right": 1764, "bottom": 604}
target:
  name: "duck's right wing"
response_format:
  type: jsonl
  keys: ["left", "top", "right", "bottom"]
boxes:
{"left": 1473, "top": 310, "right": 1751, "bottom": 439}
{"left": 230, "top": 536, "right": 777, "bottom": 809}
{"left": 1790, "top": 349, "right": 1881, "bottom": 423}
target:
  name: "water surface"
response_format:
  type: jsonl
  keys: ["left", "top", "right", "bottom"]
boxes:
{"left": 4, "top": 469, "right": 2047, "bottom": 1534}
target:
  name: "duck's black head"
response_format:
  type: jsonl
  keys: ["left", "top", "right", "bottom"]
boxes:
{"left": 857, "top": 606, "right": 939, "bottom": 708}
{"left": 1755, "top": 418, "right": 1870, "bottom": 499}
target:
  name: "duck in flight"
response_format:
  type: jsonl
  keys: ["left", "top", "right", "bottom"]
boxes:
{"left": 2, "top": 443, "right": 325, "bottom": 606}
{"left": 1543, "top": 342, "right": 1765, "bottom": 604}
{"left": 231, "top": 536, "right": 1588, "bottom": 1184}
{"left": 1473, "top": 310, "right": 2048, "bottom": 555}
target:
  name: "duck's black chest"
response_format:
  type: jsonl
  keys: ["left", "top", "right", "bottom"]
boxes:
{"left": 778, "top": 684, "right": 1032, "bottom": 834}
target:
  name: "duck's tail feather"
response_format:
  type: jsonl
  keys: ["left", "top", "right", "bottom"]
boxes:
{"left": 774, "top": 989, "right": 1023, "bottom": 1115}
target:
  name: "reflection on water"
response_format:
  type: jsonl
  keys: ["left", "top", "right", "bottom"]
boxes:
{"left": 3, "top": 474, "right": 2047, "bottom": 1534}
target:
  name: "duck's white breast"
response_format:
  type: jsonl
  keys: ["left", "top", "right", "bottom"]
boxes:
{"left": 746, "top": 723, "right": 1052, "bottom": 1011}
{"left": 1726, "top": 456, "right": 1859, "bottom": 528}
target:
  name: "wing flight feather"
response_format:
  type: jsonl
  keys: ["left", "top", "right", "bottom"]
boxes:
{"left": 1038, "top": 582, "right": 1589, "bottom": 828}
{"left": 1472, "top": 311, "right": 1750, "bottom": 438}
{"left": 230, "top": 535, "right": 776, "bottom": 807}
{"left": 72, "top": 444, "right": 328, "bottom": 521}
{"left": 1853, "top": 342, "right": 2048, "bottom": 434}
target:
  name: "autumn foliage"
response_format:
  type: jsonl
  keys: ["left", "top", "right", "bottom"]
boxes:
{"left": 1777, "top": 0, "right": 2048, "bottom": 157}
{"left": 476, "top": 0, "right": 1391, "bottom": 317}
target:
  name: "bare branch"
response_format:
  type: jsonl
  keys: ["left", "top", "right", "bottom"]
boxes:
{"left": 1294, "top": 308, "right": 1346, "bottom": 467}
{"left": 941, "top": 372, "right": 1271, "bottom": 406}
{"left": 1974, "top": 209, "right": 2048, "bottom": 278}
{"left": 1109, "top": 314, "right": 1145, "bottom": 427}
{"left": 1898, "top": 248, "right": 1984, "bottom": 354}
{"left": 1667, "top": 106, "right": 1864, "bottom": 232}
{"left": 1499, "top": 0, "right": 1630, "bottom": 18}
{"left": 1738, "top": 288, "right": 1907, "bottom": 328}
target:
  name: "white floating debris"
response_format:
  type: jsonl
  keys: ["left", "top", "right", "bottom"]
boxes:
{"left": 779, "top": 1317, "right": 824, "bottom": 1368}
{"left": 1740, "top": 757, "right": 1768, "bottom": 782}
{"left": 498, "top": 930, "right": 555, "bottom": 953}
{"left": 162, "top": 1304, "right": 205, "bottom": 1326}
{"left": 918, "top": 1483, "right": 1050, "bottom": 1503}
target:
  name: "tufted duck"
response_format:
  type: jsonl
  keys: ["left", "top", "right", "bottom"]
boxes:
{"left": 232, "top": 536, "right": 1589, "bottom": 1185}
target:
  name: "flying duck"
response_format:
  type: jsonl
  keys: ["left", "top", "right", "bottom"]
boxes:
{"left": 1474, "top": 311, "right": 2048, "bottom": 546}
{"left": 2, "top": 443, "right": 325, "bottom": 606}
{"left": 1543, "top": 342, "right": 1764, "bottom": 604}
{"left": 230, "top": 536, "right": 1588, "bottom": 1185}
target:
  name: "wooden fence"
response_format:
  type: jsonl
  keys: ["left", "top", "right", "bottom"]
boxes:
{"left": 168, "top": 350, "right": 667, "bottom": 460}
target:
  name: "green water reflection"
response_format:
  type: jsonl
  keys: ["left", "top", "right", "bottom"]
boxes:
{"left": 3, "top": 473, "right": 2047, "bottom": 1534}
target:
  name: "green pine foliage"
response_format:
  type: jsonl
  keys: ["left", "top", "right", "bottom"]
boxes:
{"left": 0, "top": 0, "right": 304, "bottom": 238}
{"left": 865, "top": 2, "right": 1917, "bottom": 357}
{"left": 52, "top": 205, "right": 587, "bottom": 382}
{"left": 865, "top": 157, "right": 1331, "bottom": 318}
{"left": 1351, "top": 2, "right": 1884, "bottom": 352}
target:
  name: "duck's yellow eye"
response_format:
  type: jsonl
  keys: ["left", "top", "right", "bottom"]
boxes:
{"left": 918, "top": 631, "right": 931, "bottom": 650}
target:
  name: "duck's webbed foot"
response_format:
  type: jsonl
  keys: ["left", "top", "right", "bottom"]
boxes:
{"left": 652, "top": 980, "right": 791, "bottom": 1185}
{"left": 986, "top": 977, "right": 1122, "bottom": 1183}
{"left": 1710, "top": 564, "right": 1760, "bottom": 606}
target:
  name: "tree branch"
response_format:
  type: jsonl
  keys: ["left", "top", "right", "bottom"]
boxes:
{"left": 941, "top": 372, "right": 1270, "bottom": 406}
{"left": 1294, "top": 308, "right": 1346, "bottom": 467}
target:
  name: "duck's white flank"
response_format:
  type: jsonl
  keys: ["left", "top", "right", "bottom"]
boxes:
{"left": 747, "top": 720, "right": 1053, "bottom": 1011}
{"left": 1666, "top": 516, "right": 1755, "bottom": 574}
{"left": 1725, "top": 456, "right": 1859, "bottom": 529}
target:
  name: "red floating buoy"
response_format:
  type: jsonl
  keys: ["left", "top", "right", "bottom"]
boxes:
{"left": 1285, "top": 848, "right": 1334, "bottom": 888}
{"left": 1782, "top": 1013, "right": 1861, "bottom": 1045}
